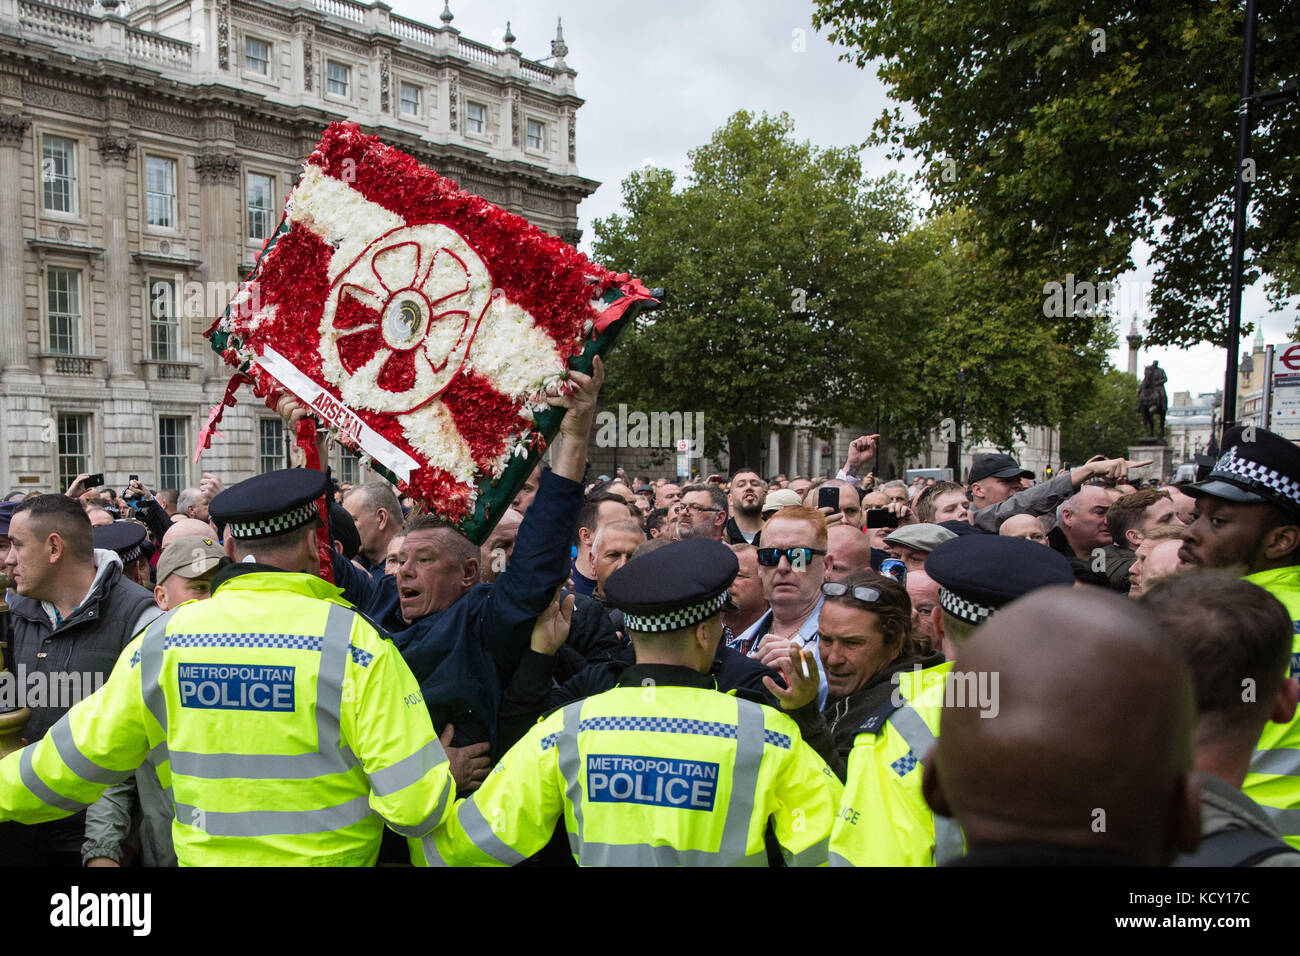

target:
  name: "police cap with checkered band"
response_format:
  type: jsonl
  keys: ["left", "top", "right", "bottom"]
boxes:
{"left": 1185, "top": 424, "right": 1300, "bottom": 520}
{"left": 924, "top": 534, "right": 1074, "bottom": 626}
{"left": 208, "top": 468, "right": 329, "bottom": 541}
{"left": 93, "top": 520, "right": 149, "bottom": 564}
{"left": 603, "top": 538, "right": 739, "bottom": 634}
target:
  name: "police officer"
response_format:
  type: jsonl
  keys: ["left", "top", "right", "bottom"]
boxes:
{"left": 0, "top": 468, "right": 454, "bottom": 866}
{"left": 417, "top": 538, "right": 843, "bottom": 866}
{"left": 829, "top": 535, "right": 1073, "bottom": 866}
{"left": 93, "top": 520, "right": 153, "bottom": 588}
{"left": 1179, "top": 424, "right": 1300, "bottom": 848}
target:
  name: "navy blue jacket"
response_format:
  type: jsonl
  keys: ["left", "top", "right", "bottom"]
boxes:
{"left": 332, "top": 469, "right": 582, "bottom": 753}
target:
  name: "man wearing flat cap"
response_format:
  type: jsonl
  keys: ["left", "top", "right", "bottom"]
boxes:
{"left": 1178, "top": 423, "right": 1300, "bottom": 848}
{"left": 829, "top": 534, "right": 1074, "bottom": 866}
{"left": 0, "top": 468, "right": 455, "bottom": 866}
{"left": 418, "top": 537, "right": 843, "bottom": 866}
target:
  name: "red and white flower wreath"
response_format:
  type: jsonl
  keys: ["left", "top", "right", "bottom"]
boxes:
{"left": 204, "top": 122, "right": 652, "bottom": 522}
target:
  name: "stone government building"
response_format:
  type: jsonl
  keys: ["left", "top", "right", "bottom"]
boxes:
{"left": 0, "top": 0, "right": 595, "bottom": 494}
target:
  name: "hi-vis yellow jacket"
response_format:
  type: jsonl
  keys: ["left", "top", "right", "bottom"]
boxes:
{"left": 414, "top": 671, "right": 843, "bottom": 866}
{"left": 1244, "top": 566, "right": 1300, "bottom": 850}
{"left": 0, "top": 572, "right": 453, "bottom": 866}
{"left": 829, "top": 660, "right": 964, "bottom": 866}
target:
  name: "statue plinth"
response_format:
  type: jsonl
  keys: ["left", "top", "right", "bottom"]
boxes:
{"left": 1128, "top": 443, "right": 1173, "bottom": 483}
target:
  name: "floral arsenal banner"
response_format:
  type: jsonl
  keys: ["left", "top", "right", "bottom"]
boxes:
{"left": 204, "top": 122, "right": 656, "bottom": 543}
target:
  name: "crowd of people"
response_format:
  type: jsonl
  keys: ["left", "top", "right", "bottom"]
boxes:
{"left": 2, "top": 367, "right": 1299, "bottom": 868}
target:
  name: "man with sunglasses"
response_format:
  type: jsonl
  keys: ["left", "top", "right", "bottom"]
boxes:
{"left": 734, "top": 506, "right": 831, "bottom": 708}
{"left": 763, "top": 572, "right": 942, "bottom": 781}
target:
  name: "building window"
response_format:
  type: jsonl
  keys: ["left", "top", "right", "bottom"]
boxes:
{"left": 47, "top": 267, "right": 81, "bottom": 355}
{"left": 399, "top": 82, "right": 421, "bottom": 117}
{"left": 57, "top": 413, "right": 90, "bottom": 491}
{"left": 326, "top": 61, "right": 350, "bottom": 97}
{"left": 158, "top": 417, "right": 188, "bottom": 491}
{"left": 42, "top": 135, "right": 77, "bottom": 214}
{"left": 146, "top": 156, "right": 177, "bottom": 228}
{"left": 466, "top": 102, "right": 486, "bottom": 134}
{"left": 259, "top": 418, "right": 285, "bottom": 474}
{"left": 148, "top": 277, "right": 179, "bottom": 361}
{"left": 526, "top": 119, "right": 544, "bottom": 151}
{"left": 245, "top": 36, "right": 271, "bottom": 75}
{"left": 337, "top": 449, "right": 359, "bottom": 485}
{"left": 247, "top": 172, "right": 274, "bottom": 241}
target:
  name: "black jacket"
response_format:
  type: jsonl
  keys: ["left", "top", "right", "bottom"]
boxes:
{"left": 497, "top": 638, "right": 786, "bottom": 752}
{"left": 8, "top": 554, "right": 158, "bottom": 742}
{"left": 1047, "top": 526, "right": 1112, "bottom": 588}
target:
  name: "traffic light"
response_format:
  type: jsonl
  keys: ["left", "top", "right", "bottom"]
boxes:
{"left": 1045, "top": 466, "right": 1054, "bottom": 478}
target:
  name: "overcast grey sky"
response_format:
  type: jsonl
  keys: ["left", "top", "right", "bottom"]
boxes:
{"left": 390, "top": 0, "right": 1298, "bottom": 403}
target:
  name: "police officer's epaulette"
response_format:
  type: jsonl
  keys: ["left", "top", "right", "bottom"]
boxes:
{"left": 857, "top": 697, "right": 902, "bottom": 736}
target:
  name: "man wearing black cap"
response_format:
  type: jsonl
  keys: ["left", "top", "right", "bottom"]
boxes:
{"left": 1178, "top": 423, "right": 1300, "bottom": 849}
{"left": 968, "top": 451, "right": 1147, "bottom": 533}
{"left": 829, "top": 534, "right": 1074, "bottom": 866}
{"left": 0, "top": 494, "right": 159, "bottom": 865}
{"left": 0, "top": 468, "right": 456, "bottom": 866}
{"left": 417, "top": 538, "right": 843, "bottom": 866}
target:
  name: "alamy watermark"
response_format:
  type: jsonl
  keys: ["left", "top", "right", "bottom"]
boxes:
{"left": 890, "top": 664, "right": 1000, "bottom": 718}
{"left": 593, "top": 405, "right": 706, "bottom": 459}
{"left": 0, "top": 666, "right": 103, "bottom": 709}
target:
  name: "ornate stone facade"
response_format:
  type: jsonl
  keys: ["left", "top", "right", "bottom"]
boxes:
{"left": 0, "top": 0, "right": 597, "bottom": 494}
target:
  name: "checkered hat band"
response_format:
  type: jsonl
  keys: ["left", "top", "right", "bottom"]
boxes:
{"left": 624, "top": 590, "right": 729, "bottom": 634}
{"left": 1213, "top": 447, "right": 1300, "bottom": 510}
{"left": 939, "top": 586, "right": 992, "bottom": 626}
{"left": 119, "top": 545, "right": 141, "bottom": 563}
{"left": 227, "top": 500, "right": 319, "bottom": 539}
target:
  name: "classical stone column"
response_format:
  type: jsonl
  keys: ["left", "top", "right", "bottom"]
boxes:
{"left": 98, "top": 132, "right": 136, "bottom": 380}
{"left": 0, "top": 112, "right": 31, "bottom": 379}
{"left": 195, "top": 150, "right": 240, "bottom": 382}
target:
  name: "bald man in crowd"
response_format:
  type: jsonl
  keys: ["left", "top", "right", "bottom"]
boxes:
{"left": 924, "top": 587, "right": 1201, "bottom": 866}
{"left": 824, "top": 524, "right": 872, "bottom": 582}
{"left": 998, "top": 513, "right": 1048, "bottom": 544}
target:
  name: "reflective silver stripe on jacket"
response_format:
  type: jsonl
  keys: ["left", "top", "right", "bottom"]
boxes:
{"left": 1251, "top": 747, "right": 1300, "bottom": 778}
{"left": 553, "top": 697, "right": 772, "bottom": 866}
{"left": 161, "top": 604, "right": 358, "bottom": 781}
{"left": 171, "top": 794, "right": 373, "bottom": 837}
{"left": 452, "top": 798, "right": 527, "bottom": 865}
{"left": 887, "top": 695, "right": 964, "bottom": 865}
{"left": 19, "top": 745, "right": 85, "bottom": 812}
{"left": 368, "top": 738, "right": 449, "bottom": 797}
{"left": 139, "top": 608, "right": 182, "bottom": 739}
{"left": 1257, "top": 805, "right": 1300, "bottom": 835}
{"left": 48, "top": 717, "right": 134, "bottom": 786}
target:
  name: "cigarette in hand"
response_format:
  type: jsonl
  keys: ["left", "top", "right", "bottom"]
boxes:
{"left": 800, "top": 650, "right": 810, "bottom": 680}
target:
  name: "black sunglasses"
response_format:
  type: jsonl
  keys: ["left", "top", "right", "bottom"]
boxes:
{"left": 757, "top": 546, "right": 827, "bottom": 567}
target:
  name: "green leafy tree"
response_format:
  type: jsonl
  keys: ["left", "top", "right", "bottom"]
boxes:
{"left": 593, "top": 111, "right": 916, "bottom": 467}
{"left": 881, "top": 209, "right": 1114, "bottom": 460}
{"left": 812, "top": 0, "right": 1300, "bottom": 348}
{"left": 1059, "top": 367, "right": 1146, "bottom": 464}
{"left": 593, "top": 113, "right": 1115, "bottom": 470}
